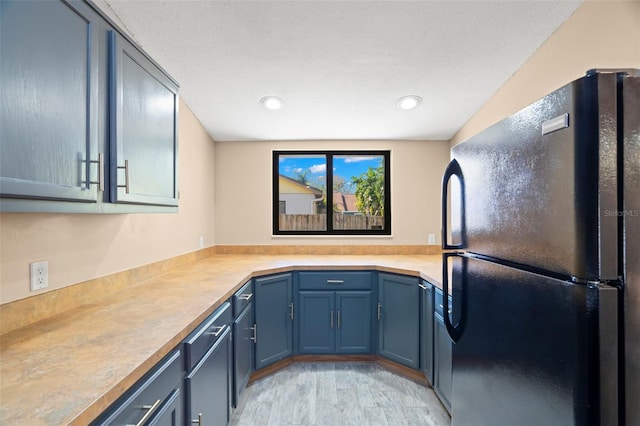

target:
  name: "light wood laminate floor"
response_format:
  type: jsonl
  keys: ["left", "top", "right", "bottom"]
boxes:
{"left": 230, "top": 362, "right": 451, "bottom": 426}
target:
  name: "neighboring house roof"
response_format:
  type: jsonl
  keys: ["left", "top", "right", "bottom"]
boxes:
{"left": 279, "top": 174, "right": 323, "bottom": 196}
{"left": 333, "top": 192, "right": 358, "bottom": 213}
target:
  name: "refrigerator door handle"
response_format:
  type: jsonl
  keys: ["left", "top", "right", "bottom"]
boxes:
{"left": 441, "top": 159, "right": 466, "bottom": 250}
{"left": 442, "top": 252, "right": 466, "bottom": 343}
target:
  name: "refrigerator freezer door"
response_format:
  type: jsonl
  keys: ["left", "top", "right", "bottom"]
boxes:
{"left": 450, "top": 255, "right": 606, "bottom": 426}
{"left": 623, "top": 74, "right": 640, "bottom": 426}
{"left": 450, "top": 71, "right": 624, "bottom": 281}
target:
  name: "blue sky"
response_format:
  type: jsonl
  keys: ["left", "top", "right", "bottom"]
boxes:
{"left": 279, "top": 154, "right": 382, "bottom": 193}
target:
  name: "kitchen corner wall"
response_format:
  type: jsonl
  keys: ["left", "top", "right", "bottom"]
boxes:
{"left": 213, "top": 139, "right": 450, "bottom": 246}
{"left": 0, "top": 101, "right": 216, "bottom": 304}
{"left": 450, "top": 0, "right": 640, "bottom": 147}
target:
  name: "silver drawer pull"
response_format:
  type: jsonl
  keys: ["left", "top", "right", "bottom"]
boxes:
{"left": 326, "top": 280, "right": 344, "bottom": 284}
{"left": 330, "top": 310, "right": 334, "bottom": 328}
{"left": 239, "top": 293, "right": 253, "bottom": 301}
{"left": 125, "top": 399, "right": 161, "bottom": 426}
{"left": 289, "top": 302, "right": 294, "bottom": 320}
{"left": 418, "top": 283, "right": 428, "bottom": 290}
{"left": 377, "top": 302, "right": 382, "bottom": 320}
{"left": 337, "top": 310, "right": 341, "bottom": 328}
{"left": 206, "top": 325, "right": 226, "bottom": 337}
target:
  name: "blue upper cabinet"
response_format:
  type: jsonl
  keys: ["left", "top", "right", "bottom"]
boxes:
{"left": 378, "top": 273, "right": 420, "bottom": 369}
{"left": 254, "top": 273, "right": 293, "bottom": 369}
{"left": 108, "top": 30, "right": 179, "bottom": 207}
{"left": 0, "top": 0, "right": 101, "bottom": 203}
{"left": 1, "top": 0, "right": 179, "bottom": 212}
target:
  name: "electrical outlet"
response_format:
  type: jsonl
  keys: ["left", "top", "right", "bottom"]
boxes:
{"left": 199, "top": 236, "right": 205, "bottom": 249}
{"left": 30, "top": 261, "right": 49, "bottom": 291}
{"left": 428, "top": 234, "right": 436, "bottom": 245}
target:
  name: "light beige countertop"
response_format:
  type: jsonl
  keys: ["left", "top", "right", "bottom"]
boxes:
{"left": 0, "top": 254, "right": 442, "bottom": 425}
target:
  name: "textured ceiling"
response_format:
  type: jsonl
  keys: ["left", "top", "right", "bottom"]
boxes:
{"left": 101, "top": 0, "right": 582, "bottom": 142}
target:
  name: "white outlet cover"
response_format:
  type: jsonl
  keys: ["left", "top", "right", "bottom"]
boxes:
{"left": 30, "top": 261, "right": 48, "bottom": 291}
{"left": 428, "top": 234, "right": 436, "bottom": 245}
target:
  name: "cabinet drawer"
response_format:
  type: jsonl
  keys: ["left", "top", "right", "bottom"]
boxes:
{"left": 92, "top": 349, "right": 183, "bottom": 425}
{"left": 299, "top": 271, "right": 372, "bottom": 290}
{"left": 233, "top": 281, "right": 253, "bottom": 315}
{"left": 434, "top": 288, "right": 452, "bottom": 317}
{"left": 184, "top": 302, "right": 232, "bottom": 371}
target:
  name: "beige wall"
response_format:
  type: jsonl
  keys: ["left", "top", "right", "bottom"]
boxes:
{"left": 214, "top": 140, "right": 451, "bottom": 246}
{"left": 0, "top": 101, "right": 216, "bottom": 304}
{"left": 450, "top": 0, "right": 640, "bottom": 147}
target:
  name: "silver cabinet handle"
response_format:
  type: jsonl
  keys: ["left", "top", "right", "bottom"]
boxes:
{"left": 84, "top": 153, "right": 104, "bottom": 191}
{"left": 289, "top": 303, "right": 294, "bottom": 320}
{"left": 191, "top": 413, "right": 203, "bottom": 426}
{"left": 418, "top": 283, "right": 428, "bottom": 290}
{"left": 250, "top": 324, "right": 257, "bottom": 343}
{"left": 126, "top": 399, "right": 161, "bottom": 426}
{"left": 117, "top": 159, "right": 130, "bottom": 193}
{"left": 206, "top": 324, "right": 226, "bottom": 337}
{"left": 337, "top": 310, "right": 341, "bottom": 328}
{"left": 330, "top": 310, "right": 334, "bottom": 328}
{"left": 377, "top": 303, "right": 382, "bottom": 320}
{"left": 326, "top": 280, "right": 344, "bottom": 284}
{"left": 239, "top": 293, "right": 253, "bottom": 301}
{"left": 439, "top": 304, "right": 452, "bottom": 314}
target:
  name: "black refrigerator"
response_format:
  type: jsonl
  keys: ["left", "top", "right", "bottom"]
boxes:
{"left": 440, "top": 69, "right": 639, "bottom": 425}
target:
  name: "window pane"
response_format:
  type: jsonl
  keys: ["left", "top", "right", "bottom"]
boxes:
{"left": 333, "top": 154, "right": 385, "bottom": 231}
{"left": 278, "top": 154, "right": 327, "bottom": 231}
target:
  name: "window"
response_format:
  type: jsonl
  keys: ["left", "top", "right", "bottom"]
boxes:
{"left": 273, "top": 150, "right": 391, "bottom": 235}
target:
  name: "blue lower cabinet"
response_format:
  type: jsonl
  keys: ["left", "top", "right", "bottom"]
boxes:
{"left": 420, "top": 281, "right": 434, "bottom": 384}
{"left": 335, "top": 291, "right": 372, "bottom": 353}
{"left": 254, "top": 273, "right": 293, "bottom": 369}
{"left": 233, "top": 301, "right": 254, "bottom": 407}
{"left": 298, "top": 291, "right": 372, "bottom": 354}
{"left": 90, "top": 350, "right": 183, "bottom": 426}
{"left": 147, "top": 388, "right": 181, "bottom": 426}
{"left": 184, "top": 302, "right": 233, "bottom": 426}
{"left": 378, "top": 273, "right": 420, "bottom": 369}
{"left": 185, "top": 327, "right": 232, "bottom": 426}
{"left": 299, "top": 291, "right": 335, "bottom": 353}
{"left": 433, "top": 288, "right": 453, "bottom": 413}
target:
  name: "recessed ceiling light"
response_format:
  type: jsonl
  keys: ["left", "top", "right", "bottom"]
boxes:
{"left": 397, "top": 95, "right": 422, "bottom": 110}
{"left": 260, "top": 96, "right": 284, "bottom": 110}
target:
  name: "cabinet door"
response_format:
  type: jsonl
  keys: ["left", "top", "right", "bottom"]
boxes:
{"left": 254, "top": 274, "right": 293, "bottom": 369}
{"left": 299, "top": 291, "right": 335, "bottom": 354}
{"left": 147, "top": 388, "right": 181, "bottom": 426}
{"left": 109, "top": 31, "right": 179, "bottom": 206}
{"left": 91, "top": 350, "right": 183, "bottom": 426}
{"left": 434, "top": 313, "right": 452, "bottom": 413}
{"left": 185, "top": 328, "right": 231, "bottom": 426}
{"left": 420, "top": 282, "right": 434, "bottom": 384}
{"left": 378, "top": 273, "right": 420, "bottom": 369}
{"left": 336, "top": 291, "right": 372, "bottom": 354}
{"left": 1, "top": 0, "right": 100, "bottom": 202}
{"left": 233, "top": 302, "right": 254, "bottom": 407}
